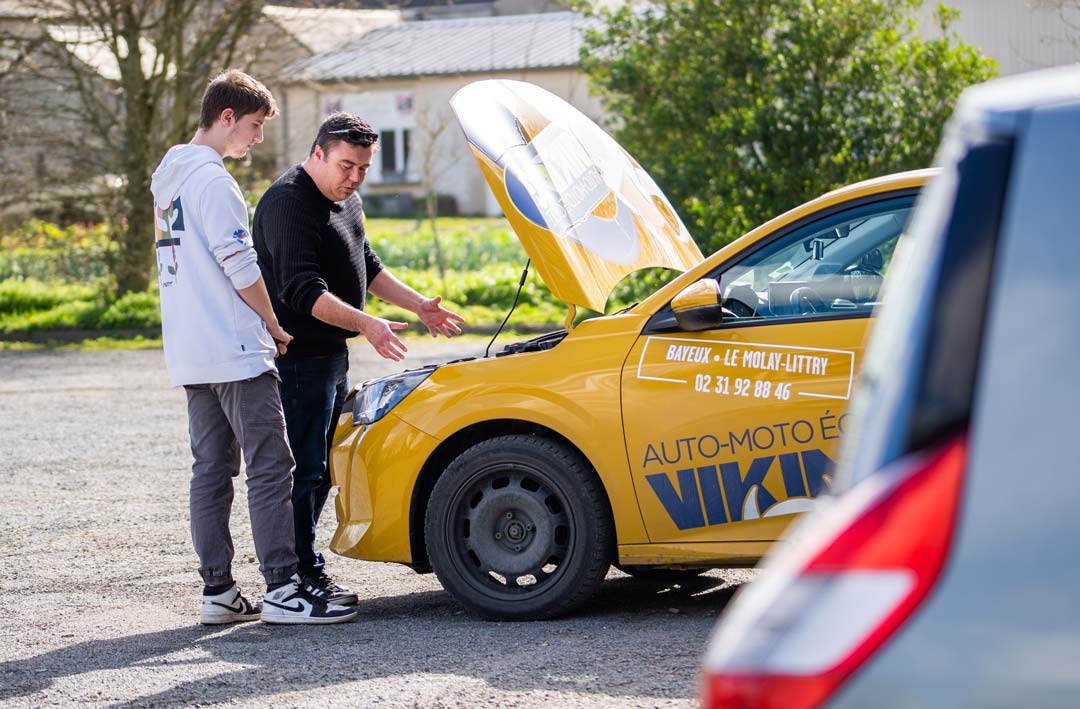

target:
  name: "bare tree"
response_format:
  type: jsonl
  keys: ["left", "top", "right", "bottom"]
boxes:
{"left": 1030, "top": 1, "right": 1080, "bottom": 56}
{"left": 0, "top": 0, "right": 287, "bottom": 294}
{"left": 413, "top": 99, "right": 464, "bottom": 294}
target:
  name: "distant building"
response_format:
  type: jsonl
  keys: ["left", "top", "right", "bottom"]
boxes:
{"left": 261, "top": 4, "right": 401, "bottom": 55}
{"left": 277, "top": 10, "right": 600, "bottom": 217}
{"left": 3, "top": 0, "right": 1076, "bottom": 223}
{"left": 918, "top": 0, "right": 1078, "bottom": 75}
{"left": 275, "top": 1, "right": 1079, "bottom": 218}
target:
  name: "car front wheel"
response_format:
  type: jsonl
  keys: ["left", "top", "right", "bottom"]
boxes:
{"left": 424, "top": 434, "right": 614, "bottom": 620}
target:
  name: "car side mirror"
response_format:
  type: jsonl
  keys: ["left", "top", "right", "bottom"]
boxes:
{"left": 671, "top": 279, "right": 726, "bottom": 331}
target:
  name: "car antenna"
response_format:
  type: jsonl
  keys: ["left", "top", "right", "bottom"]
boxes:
{"left": 485, "top": 258, "right": 531, "bottom": 358}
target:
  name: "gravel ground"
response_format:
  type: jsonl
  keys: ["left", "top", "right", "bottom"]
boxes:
{"left": 0, "top": 338, "right": 753, "bottom": 708}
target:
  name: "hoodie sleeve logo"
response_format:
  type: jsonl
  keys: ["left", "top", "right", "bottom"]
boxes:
{"left": 154, "top": 196, "right": 184, "bottom": 287}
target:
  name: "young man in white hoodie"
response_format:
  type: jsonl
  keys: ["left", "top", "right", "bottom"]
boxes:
{"left": 151, "top": 69, "right": 355, "bottom": 625}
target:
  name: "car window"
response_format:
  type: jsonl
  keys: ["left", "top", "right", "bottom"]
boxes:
{"left": 716, "top": 196, "right": 915, "bottom": 321}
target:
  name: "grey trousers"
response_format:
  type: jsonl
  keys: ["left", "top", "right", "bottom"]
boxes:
{"left": 184, "top": 372, "right": 298, "bottom": 587}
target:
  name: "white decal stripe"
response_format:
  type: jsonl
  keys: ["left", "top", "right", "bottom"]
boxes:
{"left": 637, "top": 335, "right": 855, "bottom": 397}
{"left": 637, "top": 337, "right": 689, "bottom": 383}
{"left": 644, "top": 335, "right": 855, "bottom": 356}
{"left": 846, "top": 352, "right": 855, "bottom": 400}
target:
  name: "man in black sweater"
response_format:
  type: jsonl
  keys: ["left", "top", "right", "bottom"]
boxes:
{"left": 252, "top": 113, "right": 464, "bottom": 604}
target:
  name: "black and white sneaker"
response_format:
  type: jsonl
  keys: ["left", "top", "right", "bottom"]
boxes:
{"left": 261, "top": 574, "right": 358, "bottom": 625}
{"left": 303, "top": 572, "right": 358, "bottom": 606}
{"left": 200, "top": 583, "right": 261, "bottom": 625}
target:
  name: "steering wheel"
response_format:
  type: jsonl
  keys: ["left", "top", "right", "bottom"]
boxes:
{"left": 844, "top": 250, "right": 886, "bottom": 303}
{"left": 846, "top": 248, "right": 884, "bottom": 278}
{"left": 723, "top": 298, "right": 757, "bottom": 318}
{"left": 789, "top": 286, "right": 827, "bottom": 315}
{"left": 722, "top": 283, "right": 760, "bottom": 318}
{"left": 844, "top": 264, "right": 882, "bottom": 279}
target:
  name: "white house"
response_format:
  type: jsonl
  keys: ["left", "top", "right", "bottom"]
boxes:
{"left": 274, "top": 1, "right": 1078, "bottom": 217}
{"left": 276, "top": 10, "right": 600, "bottom": 216}
{"left": 918, "top": 0, "right": 1078, "bottom": 76}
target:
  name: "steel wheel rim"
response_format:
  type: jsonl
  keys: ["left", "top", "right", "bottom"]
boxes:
{"left": 444, "top": 462, "right": 576, "bottom": 600}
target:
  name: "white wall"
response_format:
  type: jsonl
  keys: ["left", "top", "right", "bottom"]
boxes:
{"left": 280, "top": 67, "right": 603, "bottom": 216}
{"left": 276, "top": 82, "right": 322, "bottom": 169}
{"left": 919, "top": 0, "right": 1078, "bottom": 75}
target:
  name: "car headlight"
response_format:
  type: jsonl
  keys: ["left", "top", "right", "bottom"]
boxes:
{"left": 352, "top": 367, "right": 434, "bottom": 426}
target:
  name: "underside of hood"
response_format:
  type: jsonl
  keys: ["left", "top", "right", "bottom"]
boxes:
{"left": 450, "top": 80, "right": 703, "bottom": 313}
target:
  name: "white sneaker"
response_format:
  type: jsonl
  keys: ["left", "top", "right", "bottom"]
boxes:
{"left": 200, "top": 583, "right": 261, "bottom": 625}
{"left": 261, "top": 574, "right": 358, "bottom": 625}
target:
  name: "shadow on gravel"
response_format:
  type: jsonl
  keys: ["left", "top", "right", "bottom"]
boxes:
{"left": 585, "top": 573, "right": 742, "bottom": 615}
{"left": 0, "top": 574, "right": 746, "bottom": 705}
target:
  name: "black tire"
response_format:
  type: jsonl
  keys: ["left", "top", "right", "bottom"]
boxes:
{"left": 424, "top": 434, "right": 614, "bottom": 620}
{"left": 615, "top": 564, "right": 710, "bottom": 582}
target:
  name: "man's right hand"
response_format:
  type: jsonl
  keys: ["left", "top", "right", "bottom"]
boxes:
{"left": 360, "top": 316, "right": 409, "bottom": 361}
{"left": 268, "top": 322, "right": 293, "bottom": 356}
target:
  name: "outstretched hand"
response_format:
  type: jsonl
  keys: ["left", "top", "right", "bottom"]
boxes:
{"left": 361, "top": 316, "right": 409, "bottom": 361}
{"left": 418, "top": 295, "right": 465, "bottom": 338}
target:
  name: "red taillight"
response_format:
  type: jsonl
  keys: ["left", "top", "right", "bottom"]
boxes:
{"left": 703, "top": 435, "right": 968, "bottom": 709}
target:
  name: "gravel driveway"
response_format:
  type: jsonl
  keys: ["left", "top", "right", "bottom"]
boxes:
{"left": 0, "top": 338, "right": 752, "bottom": 708}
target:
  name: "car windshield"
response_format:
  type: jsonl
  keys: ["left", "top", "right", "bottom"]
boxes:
{"left": 728, "top": 211, "right": 909, "bottom": 291}
{"left": 716, "top": 197, "right": 914, "bottom": 320}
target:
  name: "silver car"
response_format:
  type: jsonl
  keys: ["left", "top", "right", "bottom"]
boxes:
{"left": 701, "top": 64, "right": 1080, "bottom": 708}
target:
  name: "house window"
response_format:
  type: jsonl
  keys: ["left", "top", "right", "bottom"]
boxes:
{"left": 332, "top": 90, "right": 415, "bottom": 184}
{"left": 379, "top": 127, "right": 413, "bottom": 183}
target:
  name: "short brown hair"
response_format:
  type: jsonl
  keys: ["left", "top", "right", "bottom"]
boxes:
{"left": 198, "top": 69, "right": 277, "bottom": 129}
{"left": 310, "top": 112, "right": 379, "bottom": 156}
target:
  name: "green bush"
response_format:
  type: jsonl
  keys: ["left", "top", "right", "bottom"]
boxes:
{"left": 0, "top": 216, "right": 690, "bottom": 338}
{"left": 98, "top": 291, "right": 161, "bottom": 329}
{"left": 0, "top": 299, "right": 107, "bottom": 333}
{"left": 0, "top": 219, "right": 113, "bottom": 250}
{"left": 0, "top": 217, "right": 527, "bottom": 283}
{"left": 0, "top": 278, "right": 158, "bottom": 333}
{"left": 0, "top": 220, "right": 116, "bottom": 281}
{"left": 581, "top": 0, "right": 996, "bottom": 254}
{"left": 0, "top": 245, "right": 115, "bottom": 282}
{"left": 0, "top": 269, "right": 673, "bottom": 336}
{"left": 0, "top": 279, "right": 99, "bottom": 315}
{"left": 608, "top": 267, "right": 681, "bottom": 309}
{"left": 367, "top": 219, "right": 526, "bottom": 271}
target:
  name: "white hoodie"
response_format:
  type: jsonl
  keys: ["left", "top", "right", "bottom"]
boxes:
{"left": 150, "top": 144, "right": 276, "bottom": 386}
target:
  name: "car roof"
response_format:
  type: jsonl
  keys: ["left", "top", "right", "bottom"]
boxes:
{"left": 818, "top": 168, "right": 938, "bottom": 202}
{"left": 634, "top": 168, "right": 937, "bottom": 314}
{"left": 742, "top": 169, "right": 938, "bottom": 248}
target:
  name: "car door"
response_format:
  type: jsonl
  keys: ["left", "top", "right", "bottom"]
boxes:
{"left": 620, "top": 192, "right": 917, "bottom": 545}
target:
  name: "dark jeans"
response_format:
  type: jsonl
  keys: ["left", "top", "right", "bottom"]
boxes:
{"left": 277, "top": 350, "right": 349, "bottom": 577}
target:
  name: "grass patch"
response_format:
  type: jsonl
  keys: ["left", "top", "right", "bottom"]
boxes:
{"left": 0, "top": 298, "right": 109, "bottom": 333}
{"left": 0, "top": 334, "right": 163, "bottom": 351}
{"left": 0, "top": 220, "right": 116, "bottom": 282}
{"left": 366, "top": 218, "right": 525, "bottom": 271}
{"left": 98, "top": 291, "right": 161, "bottom": 329}
{"left": 0, "top": 216, "right": 689, "bottom": 350}
{"left": 0, "top": 279, "right": 99, "bottom": 315}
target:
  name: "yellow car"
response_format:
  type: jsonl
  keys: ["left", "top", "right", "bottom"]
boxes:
{"left": 329, "top": 80, "right": 933, "bottom": 620}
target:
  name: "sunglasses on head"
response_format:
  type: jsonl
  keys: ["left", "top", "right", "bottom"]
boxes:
{"left": 326, "top": 128, "right": 379, "bottom": 146}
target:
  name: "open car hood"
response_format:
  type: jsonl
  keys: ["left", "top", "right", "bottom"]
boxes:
{"left": 450, "top": 80, "right": 703, "bottom": 313}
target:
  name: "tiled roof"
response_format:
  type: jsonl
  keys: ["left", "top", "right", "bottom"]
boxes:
{"left": 284, "top": 11, "right": 593, "bottom": 81}
{"left": 262, "top": 5, "right": 401, "bottom": 55}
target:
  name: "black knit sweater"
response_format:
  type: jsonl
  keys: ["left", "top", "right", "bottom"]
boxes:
{"left": 252, "top": 165, "right": 383, "bottom": 356}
